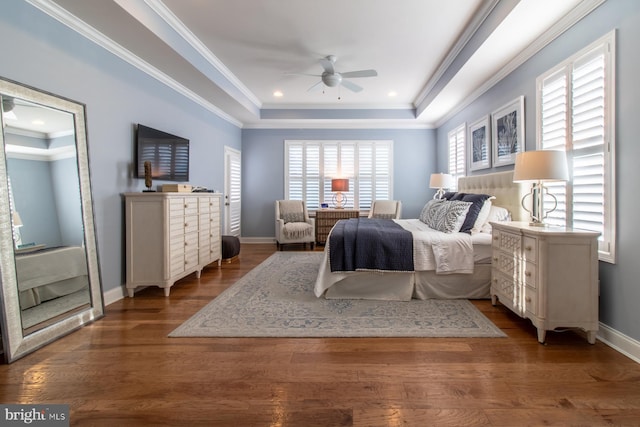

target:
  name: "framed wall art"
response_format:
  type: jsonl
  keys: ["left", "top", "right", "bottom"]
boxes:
{"left": 491, "top": 96, "right": 525, "bottom": 167}
{"left": 468, "top": 115, "right": 491, "bottom": 171}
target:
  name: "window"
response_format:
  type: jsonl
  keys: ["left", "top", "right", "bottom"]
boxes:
{"left": 285, "top": 140, "right": 393, "bottom": 211}
{"left": 448, "top": 123, "right": 466, "bottom": 189}
{"left": 537, "top": 31, "right": 615, "bottom": 263}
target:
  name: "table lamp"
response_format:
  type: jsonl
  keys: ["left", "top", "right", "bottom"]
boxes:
{"left": 331, "top": 178, "right": 349, "bottom": 209}
{"left": 513, "top": 150, "right": 569, "bottom": 226}
{"left": 429, "top": 173, "right": 455, "bottom": 199}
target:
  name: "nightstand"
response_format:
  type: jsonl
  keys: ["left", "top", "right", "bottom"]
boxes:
{"left": 315, "top": 209, "right": 359, "bottom": 244}
{"left": 490, "top": 221, "right": 600, "bottom": 344}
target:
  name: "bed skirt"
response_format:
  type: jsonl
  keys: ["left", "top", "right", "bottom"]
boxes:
{"left": 316, "top": 255, "right": 491, "bottom": 301}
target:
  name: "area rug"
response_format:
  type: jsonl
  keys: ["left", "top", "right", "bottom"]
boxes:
{"left": 169, "top": 252, "right": 505, "bottom": 338}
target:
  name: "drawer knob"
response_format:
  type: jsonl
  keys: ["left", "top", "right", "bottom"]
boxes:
{"left": 525, "top": 245, "right": 532, "bottom": 251}
{"left": 184, "top": 204, "right": 188, "bottom": 208}
{"left": 493, "top": 257, "right": 498, "bottom": 262}
{"left": 525, "top": 297, "right": 532, "bottom": 303}
{"left": 525, "top": 271, "right": 532, "bottom": 277}
{"left": 493, "top": 236, "right": 498, "bottom": 240}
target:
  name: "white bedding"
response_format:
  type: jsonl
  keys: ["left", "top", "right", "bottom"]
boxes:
{"left": 314, "top": 221, "right": 492, "bottom": 298}
{"left": 399, "top": 219, "right": 474, "bottom": 273}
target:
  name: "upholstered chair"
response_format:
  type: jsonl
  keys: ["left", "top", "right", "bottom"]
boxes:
{"left": 368, "top": 200, "right": 402, "bottom": 219}
{"left": 275, "top": 200, "right": 315, "bottom": 250}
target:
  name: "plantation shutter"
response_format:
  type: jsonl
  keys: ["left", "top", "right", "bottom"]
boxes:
{"left": 538, "top": 33, "right": 614, "bottom": 262}
{"left": 448, "top": 124, "right": 466, "bottom": 189}
{"left": 285, "top": 140, "right": 392, "bottom": 212}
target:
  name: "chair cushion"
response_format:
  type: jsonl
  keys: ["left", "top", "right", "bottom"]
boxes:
{"left": 282, "top": 222, "right": 313, "bottom": 239}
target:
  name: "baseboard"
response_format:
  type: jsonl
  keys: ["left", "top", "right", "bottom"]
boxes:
{"left": 239, "top": 237, "right": 276, "bottom": 244}
{"left": 103, "top": 286, "right": 128, "bottom": 307}
{"left": 597, "top": 322, "right": 640, "bottom": 364}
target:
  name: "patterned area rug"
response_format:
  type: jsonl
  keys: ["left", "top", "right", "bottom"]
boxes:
{"left": 169, "top": 252, "right": 505, "bottom": 338}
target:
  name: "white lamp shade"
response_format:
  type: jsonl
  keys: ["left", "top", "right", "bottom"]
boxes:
{"left": 513, "top": 150, "right": 569, "bottom": 182}
{"left": 429, "top": 173, "right": 455, "bottom": 189}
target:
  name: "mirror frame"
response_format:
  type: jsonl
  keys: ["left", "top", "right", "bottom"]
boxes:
{"left": 0, "top": 76, "right": 104, "bottom": 363}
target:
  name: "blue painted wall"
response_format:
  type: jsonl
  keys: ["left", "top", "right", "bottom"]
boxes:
{"left": 436, "top": 0, "right": 640, "bottom": 342}
{"left": 0, "top": 1, "right": 241, "bottom": 294}
{"left": 2, "top": 0, "right": 640, "bottom": 345}
{"left": 241, "top": 128, "right": 435, "bottom": 237}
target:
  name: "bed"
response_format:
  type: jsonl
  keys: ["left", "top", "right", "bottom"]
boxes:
{"left": 15, "top": 246, "right": 90, "bottom": 329}
{"left": 314, "top": 171, "right": 528, "bottom": 301}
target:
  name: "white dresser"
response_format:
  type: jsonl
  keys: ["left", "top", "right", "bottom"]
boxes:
{"left": 490, "top": 221, "right": 600, "bottom": 344}
{"left": 124, "top": 192, "right": 222, "bottom": 297}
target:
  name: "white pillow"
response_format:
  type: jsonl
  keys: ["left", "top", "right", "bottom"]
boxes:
{"left": 480, "top": 205, "right": 511, "bottom": 234}
{"left": 470, "top": 197, "right": 496, "bottom": 234}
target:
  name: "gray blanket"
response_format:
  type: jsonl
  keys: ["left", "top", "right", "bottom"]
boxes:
{"left": 329, "top": 218, "right": 414, "bottom": 272}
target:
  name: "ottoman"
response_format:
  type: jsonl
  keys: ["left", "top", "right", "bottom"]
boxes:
{"left": 221, "top": 235, "right": 241, "bottom": 263}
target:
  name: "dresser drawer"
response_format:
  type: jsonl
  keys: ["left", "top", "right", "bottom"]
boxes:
{"left": 522, "top": 235, "right": 538, "bottom": 263}
{"left": 523, "top": 286, "right": 538, "bottom": 316}
{"left": 523, "top": 260, "right": 537, "bottom": 288}
{"left": 493, "top": 249, "right": 520, "bottom": 277}
{"left": 493, "top": 229, "right": 521, "bottom": 257}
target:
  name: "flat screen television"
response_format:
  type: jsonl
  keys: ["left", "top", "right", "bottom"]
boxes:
{"left": 135, "top": 124, "right": 189, "bottom": 182}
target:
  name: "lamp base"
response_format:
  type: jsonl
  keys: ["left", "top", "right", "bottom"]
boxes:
{"left": 521, "top": 181, "right": 559, "bottom": 226}
{"left": 332, "top": 192, "right": 347, "bottom": 209}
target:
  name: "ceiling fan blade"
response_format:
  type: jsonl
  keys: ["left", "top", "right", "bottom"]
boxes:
{"left": 341, "top": 80, "right": 363, "bottom": 93}
{"left": 307, "top": 81, "right": 325, "bottom": 92}
{"left": 319, "top": 56, "right": 335, "bottom": 74}
{"left": 284, "top": 72, "right": 321, "bottom": 77}
{"left": 340, "top": 69, "right": 378, "bottom": 78}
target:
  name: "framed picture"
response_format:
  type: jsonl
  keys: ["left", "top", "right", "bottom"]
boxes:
{"left": 491, "top": 96, "right": 525, "bottom": 167}
{"left": 468, "top": 115, "right": 491, "bottom": 171}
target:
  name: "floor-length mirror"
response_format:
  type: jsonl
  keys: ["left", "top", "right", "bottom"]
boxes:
{"left": 0, "top": 77, "right": 104, "bottom": 363}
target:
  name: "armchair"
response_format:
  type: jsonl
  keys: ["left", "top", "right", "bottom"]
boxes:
{"left": 275, "top": 200, "right": 315, "bottom": 250}
{"left": 368, "top": 200, "right": 402, "bottom": 219}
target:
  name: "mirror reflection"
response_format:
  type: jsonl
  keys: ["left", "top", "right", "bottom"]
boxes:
{"left": 2, "top": 96, "right": 90, "bottom": 334}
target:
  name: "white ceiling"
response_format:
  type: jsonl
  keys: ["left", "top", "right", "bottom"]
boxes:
{"left": 21, "top": 0, "right": 601, "bottom": 129}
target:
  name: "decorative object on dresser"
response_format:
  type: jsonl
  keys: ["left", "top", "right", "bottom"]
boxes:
{"left": 490, "top": 221, "right": 600, "bottom": 344}
{"left": 143, "top": 160, "right": 154, "bottom": 192}
{"left": 513, "top": 150, "right": 569, "bottom": 226}
{"left": 274, "top": 200, "right": 315, "bottom": 250}
{"left": 124, "top": 192, "right": 222, "bottom": 297}
{"left": 429, "top": 173, "right": 454, "bottom": 199}
{"left": 315, "top": 208, "right": 359, "bottom": 245}
{"left": 331, "top": 178, "right": 349, "bottom": 208}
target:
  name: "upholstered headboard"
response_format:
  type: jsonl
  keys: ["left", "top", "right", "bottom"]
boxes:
{"left": 457, "top": 171, "right": 529, "bottom": 222}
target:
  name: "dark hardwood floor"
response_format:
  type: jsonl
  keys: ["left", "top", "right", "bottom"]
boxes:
{"left": 1, "top": 243, "right": 639, "bottom": 426}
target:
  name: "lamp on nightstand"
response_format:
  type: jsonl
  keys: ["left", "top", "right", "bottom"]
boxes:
{"left": 331, "top": 178, "right": 349, "bottom": 209}
{"left": 513, "top": 150, "right": 569, "bottom": 226}
{"left": 429, "top": 173, "right": 454, "bottom": 199}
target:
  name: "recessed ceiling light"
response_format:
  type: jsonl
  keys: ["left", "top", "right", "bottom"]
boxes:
{"left": 31, "top": 120, "right": 45, "bottom": 126}
{"left": 273, "top": 90, "right": 283, "bottom": 97}
{"left": 388, "top": 91, "right": 398, "bottom": 97}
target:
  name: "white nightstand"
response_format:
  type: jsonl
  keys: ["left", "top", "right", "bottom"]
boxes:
{"left": 490, "top": 221, "right": 600, "bottom": 344}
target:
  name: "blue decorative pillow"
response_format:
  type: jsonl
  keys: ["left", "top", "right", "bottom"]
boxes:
{"left": 455, "top": 193, "right": 492, "bottom": 234}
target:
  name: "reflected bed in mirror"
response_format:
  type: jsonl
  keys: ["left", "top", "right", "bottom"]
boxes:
{"left": 0, "top": 76, "right": 104, "bottom": 363}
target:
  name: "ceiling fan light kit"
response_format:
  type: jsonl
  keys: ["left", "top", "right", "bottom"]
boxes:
{"left": 292, "top": 55, "right": 378, "bottom": 95}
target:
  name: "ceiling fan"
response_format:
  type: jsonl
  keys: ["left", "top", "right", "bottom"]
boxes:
{"left": 294, "top": 55, "right": 378, "bottom": 93}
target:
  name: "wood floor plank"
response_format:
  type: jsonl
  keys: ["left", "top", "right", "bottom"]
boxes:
{"left": 1, "top": 243, "right": 639, "bottom": 426}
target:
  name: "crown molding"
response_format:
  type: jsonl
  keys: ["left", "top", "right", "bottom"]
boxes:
{"left": 432, "top": 0, "right": 606, "bottom": 128}
{"left": 143, "top": 0, "right": 262, "bottom": 109}
{"left": 24, "top": 0, "right": 243, "bottom": 128}
{"left": 414, "top": 0, "right": 500, "bottom": 108}
{"left": 242, "top": 119, "right": 434, "bottom": 130}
